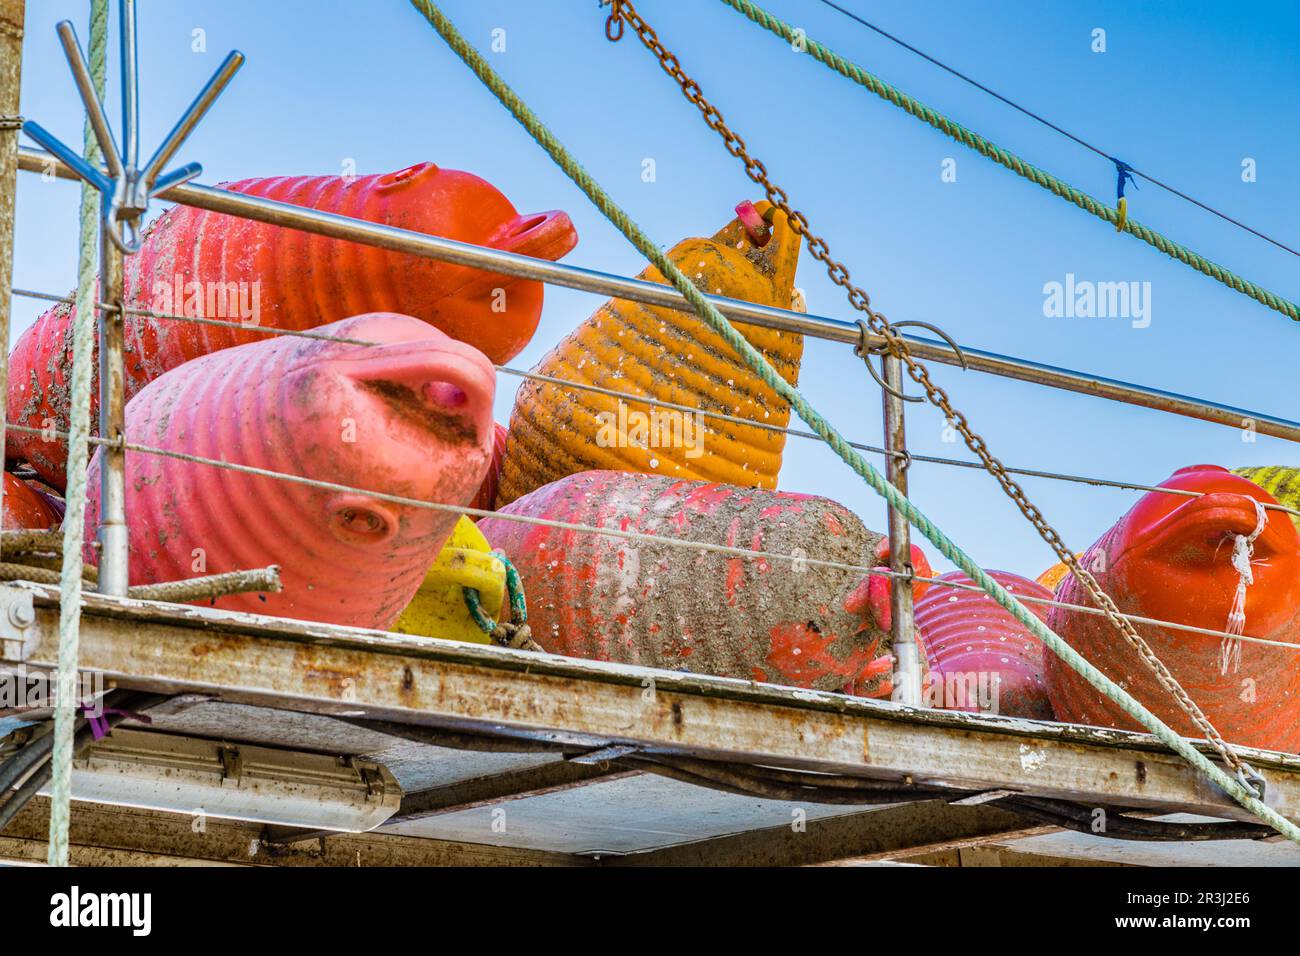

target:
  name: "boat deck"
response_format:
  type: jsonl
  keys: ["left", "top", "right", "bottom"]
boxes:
{"left": 1, "top": 580, "right": 1296, "bottom": 866}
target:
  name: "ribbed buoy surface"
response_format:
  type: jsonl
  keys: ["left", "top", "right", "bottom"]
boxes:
{"left": 1047, "top": 465, "right": 1300, "bottom": 751}
{"left": 9, "top": 162, "right": 575, "bottom": 488}
{"left": 478, "top": 470, "right": 894, "bottom": 695}
{"left": 497, "top": 201, "right": 802, "bottom": 507}
{"left": 2, "top": 471, "right": 61, "bottom": 530}
{"left": 913, "top": 570, "right": 1054, "bottom": 719}
{"left": 84, "top": 312, "right": 497, "bottom": 630}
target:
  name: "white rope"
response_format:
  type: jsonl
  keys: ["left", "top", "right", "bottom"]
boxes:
{"left": 47, "top": 0, "right": 108, "bottom": 869}
{"left": 1222, "top": 497, "right": 1269, "bottom": 674}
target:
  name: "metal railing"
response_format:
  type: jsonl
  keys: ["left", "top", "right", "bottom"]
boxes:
{"left": 5, "top": 7, "right": 1300, "bottom": 714}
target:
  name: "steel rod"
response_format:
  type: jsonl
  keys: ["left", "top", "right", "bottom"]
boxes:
{"left": 55, "top": 20, "right": 121, "bottom": 181}
{"left": 96, "top": 223, "right": 128, "bottom": 595}
{"left": 881, "top": 353, "right": 921, "bottom": 707}
{"left": 117, "top": 0, "right": 138, "bottom": 175}
{"left": 15, "top": 146, "right": 1300, "bottom": 444}
{"left": 142, "top": 51, "right": 244, "bottom": 188}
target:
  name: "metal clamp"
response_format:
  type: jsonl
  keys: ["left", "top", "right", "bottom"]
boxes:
{"left": 0, "top": 586, "right": 38, "bottom": 662}
{"left": 20, "top": 0, "right": 242, "bottom": 253}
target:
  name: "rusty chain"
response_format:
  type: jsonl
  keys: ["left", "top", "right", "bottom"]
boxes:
{"left": 602, "top": 0, "right": 1257, "bottom": 786}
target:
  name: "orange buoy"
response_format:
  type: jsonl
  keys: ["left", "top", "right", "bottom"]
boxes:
{"left": 496, "top": 200, "right": 803, "bottom": 507}
{"left": 1035, "top": 556, "right": 1079, "bottom": 594}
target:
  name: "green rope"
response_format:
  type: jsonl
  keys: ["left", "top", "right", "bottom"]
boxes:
{"left": 410, "top": 0, "right": 1300, "bottom": 843}
{"left": 463, "top": 551, "right": 527, "bottom": 634}
{"left": 48, "top": 0, "right": 107, "bottom": 868}
{"left": 719, "top": 0, "right": 1300, "bottom": 323}
{"left": 498, "top": 551, "right": 528, "bottom": 624}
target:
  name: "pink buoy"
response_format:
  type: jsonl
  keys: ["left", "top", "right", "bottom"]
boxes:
{"left": 912, "top": 569, "right": 1054, "bottom": 720}
{"left": 84, "top": 312, "right": 496, "bottom": 629}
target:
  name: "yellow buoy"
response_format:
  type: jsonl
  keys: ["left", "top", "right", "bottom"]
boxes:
{"left": 497, "top": 200, "right": 804, "bottom": 507}
{"left": 1035, "top": 554, "right": 1083, "bottom": 595}
{"left": 393, "top": 516, "right": 507, "bottom": 644}
{"left": 1234, "top": 466, "right": 1300, "bottom": 533}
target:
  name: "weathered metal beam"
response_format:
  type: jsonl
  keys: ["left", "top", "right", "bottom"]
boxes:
{"left": 606, "top": 800, "right": 1041, "bottom": 867}
{"left": 907, "top": 844, "right": 1128, "bottom": 868}
{"left": 4, "top": 582, "right": 1300, "bottom": 826}
{"left": 2, "top": 796, "right": 589, "bottom": 867}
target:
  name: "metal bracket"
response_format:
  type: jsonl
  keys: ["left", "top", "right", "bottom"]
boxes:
{"left": 218, "top": 745, "right": 243, "bottom": 782}
{"left": 20, "top": 0, "right": 242, "bottom": 253}
{"left": 360, "top": 766, "right": 385, "bottom": 799}
{"left": 0, "top": 586, "right": 38, "bottom": 662}
{"left": 347, "top": 758, "right": 387, "bottom": 800}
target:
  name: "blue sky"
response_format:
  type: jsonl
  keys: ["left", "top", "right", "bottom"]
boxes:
{"left": 11, "top": 0, "right": 1300, "bottom": 579}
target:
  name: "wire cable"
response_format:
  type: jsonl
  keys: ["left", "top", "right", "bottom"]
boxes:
{"left": 11, "top": 287, "right": 1300, "bottom": 522}
{"left": 814, "top": 0, "right": 1300, "bottom": 259}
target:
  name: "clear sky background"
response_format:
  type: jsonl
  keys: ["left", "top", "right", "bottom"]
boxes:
{"left": 10, "top": 0, "right": 1300, "bottom": 580}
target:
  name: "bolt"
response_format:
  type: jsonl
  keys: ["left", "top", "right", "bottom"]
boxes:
{"left": 7, "top": 601, "right": 34, "bottom": 629}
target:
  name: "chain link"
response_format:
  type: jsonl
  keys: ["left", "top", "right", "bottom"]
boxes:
{"left": 604, "top": 0, "right": 1254, "bottom": 784}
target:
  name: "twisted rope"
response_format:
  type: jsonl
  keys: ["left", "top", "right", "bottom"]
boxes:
{"left": 409, "top": 0, "right": 1300, "bottom": 843}
{"left": 47, "top": 0, "right": 107, "bottom": 868}
{"left": 719, "top": 0, "right": 1300, "bottom": 322}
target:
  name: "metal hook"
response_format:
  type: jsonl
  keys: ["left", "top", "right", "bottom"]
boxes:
{"left": 1237, "top": 763, "right": 1266, "bottom": 801}
{"left": 889, "top": 320, "right": 970, "bottom": 372}
{"left": 855, "top": 319, "right": 924, "bottom": 403}
{"left": 22, "top": 2, "right": 243, "bottom": 255}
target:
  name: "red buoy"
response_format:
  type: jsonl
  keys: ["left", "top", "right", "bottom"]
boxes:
{"left": 1047, "top": 465, "right": 1300, "bottom": 751}
{"left": 9, "top": 162, "right": 576, "bottom": 489}
{"left": 478, "top": 470, "right": 927, "bottom": 697}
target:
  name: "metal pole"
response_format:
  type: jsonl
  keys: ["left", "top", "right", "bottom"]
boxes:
{"left": 16, "top": 146, "right": 1300, "bottom": 445}
{"left": 881, "top": 353, "right": 921, "bottom": 707}
{"left": 0, "top": 0, "right": 25, "bottom": 534}
{"left": 117, "top": 0, "right": 138, "bottom": 175}
{"left": 96, "top": 225, "right": 128, "bottom": 595}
